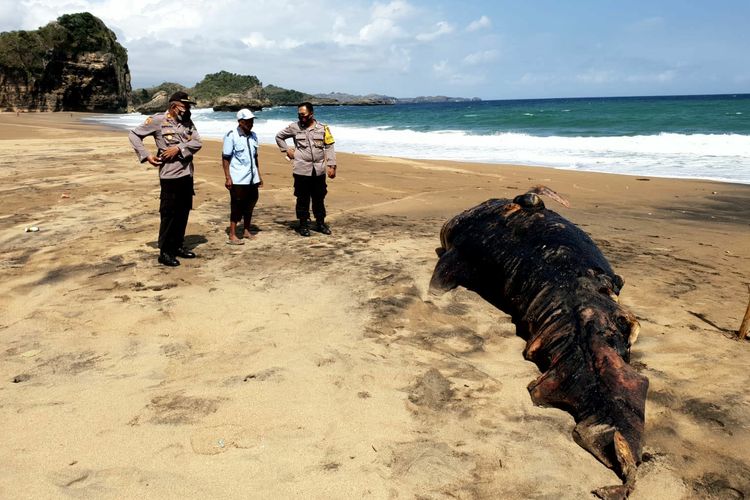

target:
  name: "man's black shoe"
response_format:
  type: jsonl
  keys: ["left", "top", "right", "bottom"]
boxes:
{"left": 316, "top": 222, "right": 332, "bottom": 235}
{"left": 176, "top": 247, "right": 196, "bottom": 258}
{"left": 298, "top": 225, "right": 311, "bottom": 237}
{"left": 158, "top": 253, "right": 180, "bottom": 267}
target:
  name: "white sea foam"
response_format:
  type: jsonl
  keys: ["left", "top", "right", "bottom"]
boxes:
{"left": 89, "top": 111, "right": 750, "bottom": 184}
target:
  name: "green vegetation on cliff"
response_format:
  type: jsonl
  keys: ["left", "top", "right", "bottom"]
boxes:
{"left": 262, "top": 85, "right": 311, "bottom": 105}
{"left": 0, "top": 12, "right": 131, "bottom": 111}
{"left": 0, "top": 24, "right": 64, "bottom": 75}
{"left": 192, "top": 71, "right": 261, "bottom": 101}
{"left": 0, "top": 13, "right": 125, "bottom": 75}
{"left": 56, "top": 13, "right": 127, "bottom": 59}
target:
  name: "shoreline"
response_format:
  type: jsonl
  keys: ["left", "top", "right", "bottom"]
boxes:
{"left": 1, "top": 111, "right": 750, "bottom": 498}
{"left": 46, "top": 109, "right": 750, "bottom": 186}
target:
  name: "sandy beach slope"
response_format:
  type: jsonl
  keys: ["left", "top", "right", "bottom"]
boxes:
{"left": 1, "top": 112, "right": 749, "bottom": 499}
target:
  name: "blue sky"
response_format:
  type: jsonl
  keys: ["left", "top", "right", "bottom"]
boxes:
{"left": 1, "top": 0, "right": 748, "bottom": 99}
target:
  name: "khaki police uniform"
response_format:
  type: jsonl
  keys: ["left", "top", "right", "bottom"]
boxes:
{"left": 129, "top": 111, "right": 202, "bottom": 256}
{"left": 275, "top": 120, "right": 336, "bottom": 223}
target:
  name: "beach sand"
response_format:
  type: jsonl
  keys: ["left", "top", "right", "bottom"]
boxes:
{"left": 1, "top": 112, "right": 749, "bottom": 499}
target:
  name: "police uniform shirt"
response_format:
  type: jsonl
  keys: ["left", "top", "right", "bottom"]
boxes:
{"left": 129, "top": 112, "right": 202, "bottom": 179}
{"left": 275, "top": 120, "right": 336, "bottom": 176}
{"left": 222, "top": 126, "right": 261, "bottom": 185}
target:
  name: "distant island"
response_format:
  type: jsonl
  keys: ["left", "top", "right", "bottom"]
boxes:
{"left": 132, "top": 71, "right": 481, "bottom": 114}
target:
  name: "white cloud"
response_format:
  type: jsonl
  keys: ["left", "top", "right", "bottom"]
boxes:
{"left": 433, "top": 59, "right": 484, "bottom": 86}
{"left": 463, "top": 49, "right": 498, "bottom": 65}
{"left": 332, "top": 0, "right": 418, "bottom": 46}
{"left": 241, "top": 33, "right": 302, "bottom": 50}
{"left": 0, "top": 2, "right": 26, "bottom": 31}
{"left": 372, "top": 0, "right": 415, "bottom": 20}
{"left": 626, "top": 70, "right": 677, "bottom": 83}
{"left": 517, "top": 73, "right": 553, "bottom": 85}
{"left": 416, "top": 21, "right": 454, "bottom": 42}
{"left": 359, "top": 18, "right": 403, "bottom": 44}
{"left": 242, "top": 32, "right": 274, "bottom": 49}
{"left": 576, "top": 69, "right": 616, "bottom": 84}
{"left": 466, "top": 15, "right": 491, "bottom": 32}
{"left": 433, "top": 60, "right": 448, "bottom": 74}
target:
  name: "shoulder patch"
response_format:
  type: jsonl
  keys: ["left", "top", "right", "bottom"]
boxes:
{"left": 144, "top": 117, "right": 153, "bottom": 125}
{"left": 323, "top": 125, "right": 335, "bottom": 145}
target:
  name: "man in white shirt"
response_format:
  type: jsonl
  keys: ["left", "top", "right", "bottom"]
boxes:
{"left": 222, "top": 108, "right": 263, "bottom": 245}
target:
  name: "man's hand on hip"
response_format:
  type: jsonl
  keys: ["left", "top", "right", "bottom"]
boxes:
{"left": 146, "top": 155, "right": 163, "bottom": 167}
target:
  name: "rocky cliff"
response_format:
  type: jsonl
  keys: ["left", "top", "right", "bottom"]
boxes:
{"left": 0, "top": 13, "right": 131, "bottom": 112}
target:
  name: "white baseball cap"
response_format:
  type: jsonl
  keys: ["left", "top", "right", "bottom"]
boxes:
{"left": 237, "top": 109, "right": 256, "bottom": 120}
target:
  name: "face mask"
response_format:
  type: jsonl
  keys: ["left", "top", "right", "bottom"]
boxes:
{"left": 172, "top": 106, "right": 190, "bottom": 122}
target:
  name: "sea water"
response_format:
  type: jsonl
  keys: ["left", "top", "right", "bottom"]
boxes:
{"left": 88, "top": 94, "right": 750, "bottom": 184}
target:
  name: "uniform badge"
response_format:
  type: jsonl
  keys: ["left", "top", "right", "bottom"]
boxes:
{"left": 144, "top": 117, "right": 153, "bottom": 125}
{"left": 324, "top": 125, "right": 335, "bottom": 145}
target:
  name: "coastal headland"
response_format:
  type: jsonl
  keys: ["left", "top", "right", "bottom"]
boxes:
{"left": 1, "top": 112, "right": 749, "bottom": 498}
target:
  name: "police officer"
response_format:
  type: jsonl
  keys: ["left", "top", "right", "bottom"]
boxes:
{"left": 275, "top": 102, "right": 337, "bottom": 236}
{"left": 129, "top": 91, "right": 202, "bottom": 266}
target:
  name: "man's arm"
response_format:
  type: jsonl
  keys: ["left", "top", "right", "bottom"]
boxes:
{"left": 129, "top": 116, "right": 162, "bottom": 166}
{"left": 323, "top": 126, "right": 337, "bottom": 179}
{"left": 179, "top": 127, "right": 202, "bottom": 159}
{"left": 222, "top": 132, "right": 233, "bottom": 189}
{"left": 222, "top": 158, "right": 232, "bottom": 189}
{"left": 255, "top": 151, "right": 263, "bottom": 187}
{"left": 275, "top": 124, "right": 296, "bottom": 160}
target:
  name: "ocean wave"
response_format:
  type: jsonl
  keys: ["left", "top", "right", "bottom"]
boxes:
{"left": 86, "top": 112, "right": 750, "bottom": 184}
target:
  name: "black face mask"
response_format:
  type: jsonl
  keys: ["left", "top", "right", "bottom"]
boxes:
{"left": 179, "top": 109, "right": 191, "bottom": 122}
{"left": 173, "top": 107, "right": 191, "bottom": 122}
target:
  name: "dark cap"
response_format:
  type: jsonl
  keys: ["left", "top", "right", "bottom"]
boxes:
{"left": 168, "top": 91, "right": 196, "bottom": 105}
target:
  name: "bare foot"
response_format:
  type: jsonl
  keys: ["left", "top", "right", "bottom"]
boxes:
{"left": 243, "top": 230, "right": 255, "bottom": 239}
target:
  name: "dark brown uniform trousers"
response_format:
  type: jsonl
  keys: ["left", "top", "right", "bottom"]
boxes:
{"left": 159, "top": 175, "right": 193, "bottom": 254}
{"left": 293, "top": 170, "right": 327, "bottom": 223}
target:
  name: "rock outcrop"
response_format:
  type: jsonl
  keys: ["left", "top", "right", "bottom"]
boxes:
{"left": 135, "top": 90, "right": 170, "bottom": 114}
{"left": 313, "top": 92, "right": 397, "bottom": 105}
{"left": 0, "top": 13, "right": 131, "bottom": 112}
{"left": 211, "top": 93, "right": 272, "bottom": 112}
{"left": 209, "top": 83, "right": 271, "bottom": 111}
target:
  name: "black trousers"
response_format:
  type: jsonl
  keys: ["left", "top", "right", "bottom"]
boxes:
{"left": 229, "top": 184, "right": 259, "bottom": 224}
{"left": 293, "top": 172, "right": 327, "bottom": 222}
{"left": 158, "top": 176, "right": 193, "bottom": 254}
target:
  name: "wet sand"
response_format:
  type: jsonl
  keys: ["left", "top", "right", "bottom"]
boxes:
{"left": 1, "top": 112, "right": 749, "bottom": 499}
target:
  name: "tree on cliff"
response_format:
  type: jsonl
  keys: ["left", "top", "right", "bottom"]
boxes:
{"left": 192, "top": 71, "right": 262, "bottom": 101}
{"left": 0, "top": 12, "right": 131, "bottom": 112}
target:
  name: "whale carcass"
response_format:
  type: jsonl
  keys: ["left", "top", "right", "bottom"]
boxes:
{"left": 430, "top": 188, "right": 648, "bottom": 499}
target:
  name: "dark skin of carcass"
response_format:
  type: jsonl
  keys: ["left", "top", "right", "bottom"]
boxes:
{"left": 430, "top": 193, "right": 649, "bottom": 500}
